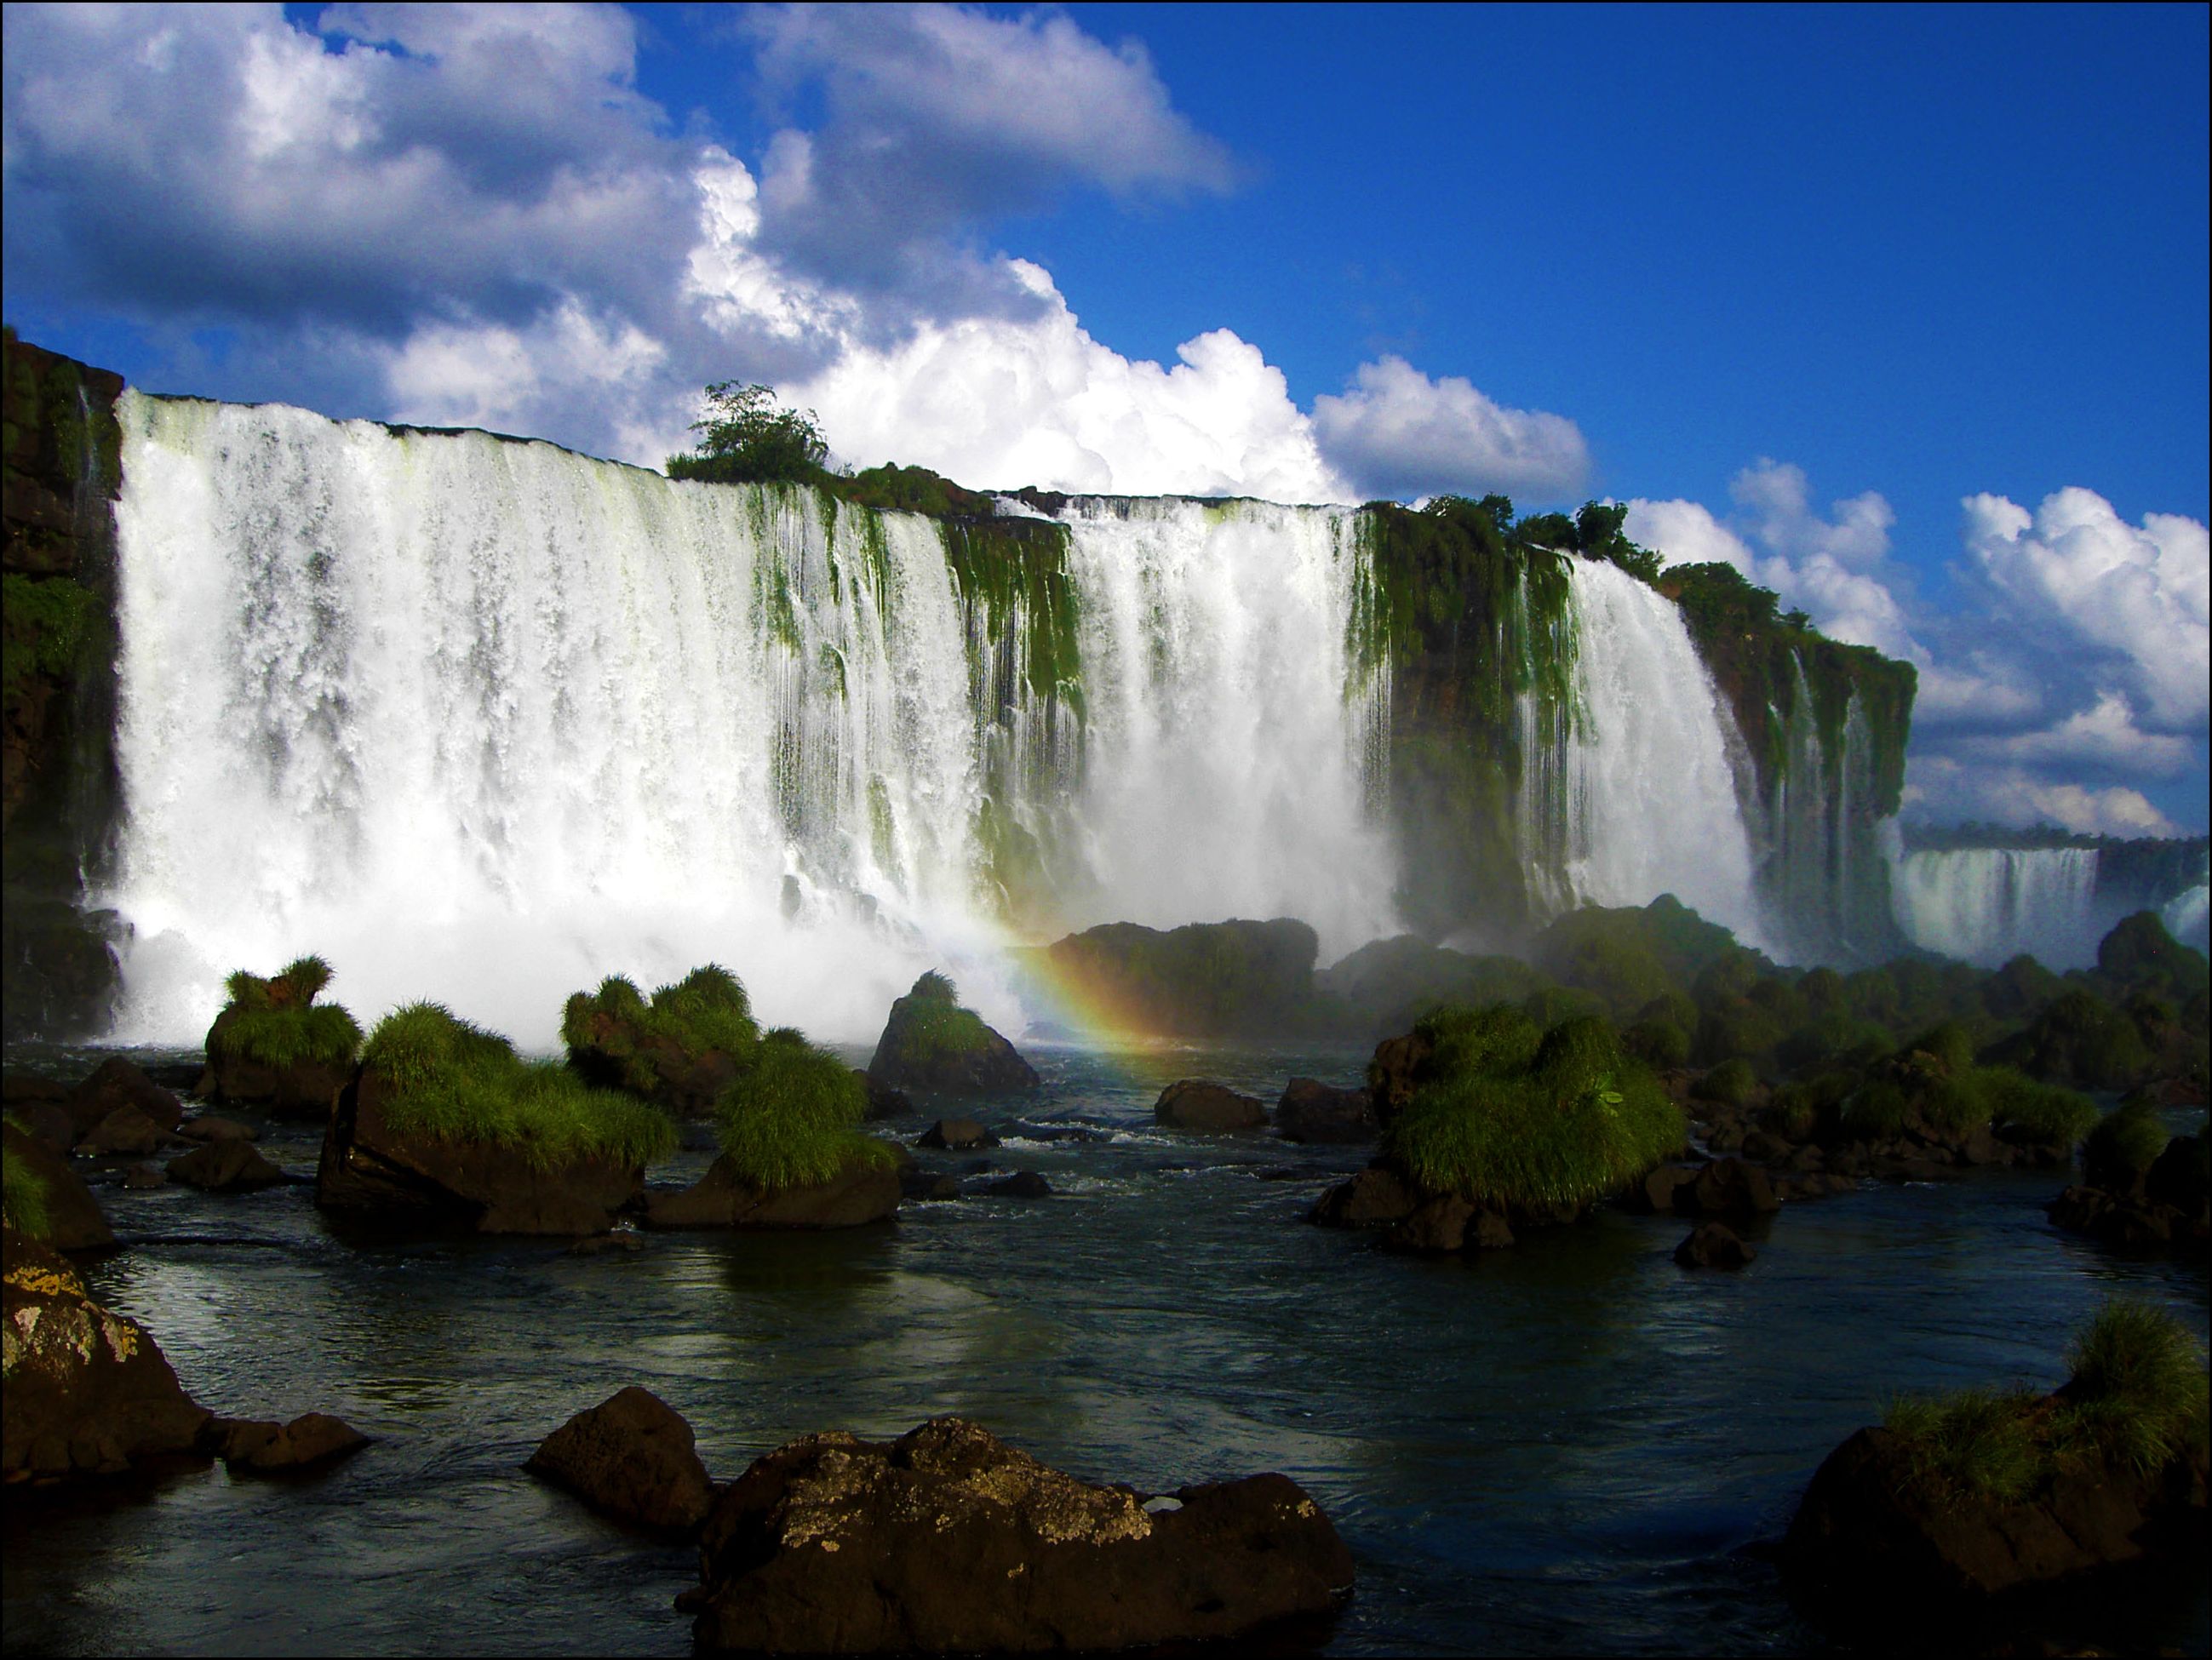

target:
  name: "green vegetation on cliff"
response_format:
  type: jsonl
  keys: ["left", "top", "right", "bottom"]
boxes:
{"left": 363, "top": 1003, "right": 677, "bottom": 1170}
{"left": 210, "top": 955, "right": 363, "bottom": 1071}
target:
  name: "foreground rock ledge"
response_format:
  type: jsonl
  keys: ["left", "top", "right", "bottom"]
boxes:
{"left": 690, "top": 1416, "right": 1354, "bottom": 1653}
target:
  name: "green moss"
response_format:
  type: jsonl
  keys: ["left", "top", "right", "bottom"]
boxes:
{"left": 885, "top": 970, "right": 994, "bottom": 1064}
{"left": 2, "top": 1121, "right": 51, "bottom": 1239}
{"left": 0, "top": 573, "right": 97, "bottom": 696}
{"left": 364, "top": 1002, "right": 676, "bottom": 1170}
{"left": 940, "top": 516, "right": 1084, "bottom": 720}
{"left": 714, "top": 1030, "right": 894, "bottom": 1191}
{"left": 1382, "top": 1010, "right": 1683, "bottom": 1211}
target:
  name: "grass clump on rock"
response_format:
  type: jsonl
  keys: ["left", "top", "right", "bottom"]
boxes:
{"left": 716, "top": 1028, "right": 896, "bottom": 1192}
{"left": 210, "top": 955, "right": 364, "bottom": 1072}
{"left": 2, "top": 1123, "right": 50, "bottom": 1238}
{"left": 1383, "top": 1010, "right": 1684, "bottom": 1212}
{"left": 891, "top": 971, "right": 992, "bottom": 1064}
{"left": 561, "top": 964, "right": 759, "bottom": 1102}
{"left": 363, "top": 1003, "right": 677, "bottom": 1171}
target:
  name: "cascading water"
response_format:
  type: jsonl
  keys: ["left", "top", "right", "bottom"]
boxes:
{"left": 1891, "top": 848, "right": 2103, "bottom": 969}
{"left": 102, "top": 397, "right": 1401, "bottom": 1046}
{"left": 1539, "top": 558, "right": 1765, "bottom": 944}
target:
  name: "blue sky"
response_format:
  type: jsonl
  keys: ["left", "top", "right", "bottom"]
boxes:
{"left": 4, "top": 3, "right": 2205, "bottom": 834}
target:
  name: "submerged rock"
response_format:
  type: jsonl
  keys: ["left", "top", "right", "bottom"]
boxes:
{"left": 1674, "top": 1222, "right": 1756, "bottom": 1268}
{"left": 175, "top": 1115, "right": 258, "bottom": 1144}
{"left": 1309, "top": 1165, "right": 1418, "bottom": 1228}
{"left": 689, "top": 1416, "right": 1354, "bottom": 1653}
{"left": 1154, "top": 1079, "right": 1266, "bottom": 1132}
{"left": 977, "top": 1170, "right": 1052, "bottom": 1199}
{"left": 209, "top": 1412, "right": 369, "bottom": 1473}
{"left": 316, "top": 1069, "right": 644, "bottom": 1238}
{"left": 167, "top": 1139, "right": 285, "bottom": 1193}
{"left": 644, "top": 1149, "right": 898, "bottom": 1230}
{"left": 1275, "top": 1078, "right": 1375, "bottom": 1143}
{"left": 2, "top": 1229, "right": 209, "bottom": 1480}
{"left": 868, "top": 972, "right": 1040, "bottom": 1096}
{"left": 917, "top": 1116, "right": 1000, "bottom": 1151}
{"left": 528, "top": 1386, "right": 714, "bottom": 1533}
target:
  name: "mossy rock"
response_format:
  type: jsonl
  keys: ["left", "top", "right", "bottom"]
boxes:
{"left": 200, "top": 957, "right": 362, "bottom": 1119}
{"left": 868, "top": 973, "right": 1038, "bottom": 1096}
{"left": 562, "top": 965, "right": 758, "bottom": 1116}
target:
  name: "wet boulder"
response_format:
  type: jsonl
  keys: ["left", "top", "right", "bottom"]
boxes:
{"left": 689, "top": 1416, "right": 1354, "bottom": 1653}
{"left": 2, "top": 1229, "right": 210, "bottom": 1479}
{"left": 1275, "top": 1078, "right": 1376, "bottom": 1144}
{"left": 175, "top": 1115, "right": 258, "bottom": 1144}
{"left": 119, "top": 1163, "right": 168, "bottom": 1190}
{"left": 2, "top": 1075, "right": 74, "bottom": 1153}
{"left": 208, "top": 1411, "right": 369, "bottom": 1473}
{"left": 316, "top": 1069, "right": 645, "bottom": 1238}
{"left": 1675, "top": 1222, "right": 1756, "bottom": 1268}
{"left": 917, "top": 1117, "right": 999, "bottom": 1151}
{"left": 977, "top": 1170, "right": 1052, "bottom": 1199}
{"left": 644, "top": 1149, "right": 898, "bottom": 1231}
{"left": 856, "top": 1071, "right": 913, "bottom": 1120}
{"left": 73, "top": 1105, "right": 179, "bottom": 1159}
{"left": 527, "top": 1386, "right": 714, "bottom": 1533}
{"left": 167, "top": 1139, "right": 285, "bottom": 1193}
{"left": 2, "top": 1121, "right": 114, "bottom": 1250}
{"left": 66, "top": 1058, "right": 184, "bottom": 1138}
{"left": 867, "top": 972, "right": 1040, "bottom": 1096}
{"left": 1674, "top": 1158, "right": 1779, "bottom": 1216}
{"left": 1309, "top": 1165, "right": 1419, "bottom": 1228}
{"left": 1154, "top": 1080, "right": 1266, "bottom": 1132}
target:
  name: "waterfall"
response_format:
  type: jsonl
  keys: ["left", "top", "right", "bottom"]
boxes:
{"left": 1892, "top": 848, "right": 2103, "bottom": 969}
{"left": 1540, "top": 558, "right": 1764, "bottom": 944}
{"left": 103, "top": 397, "right": 1398, "bottom": 1045}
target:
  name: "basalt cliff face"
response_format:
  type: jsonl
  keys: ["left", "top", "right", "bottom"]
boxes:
{"left": 5, "top": 341, "right": 1917, "bottom": 1043}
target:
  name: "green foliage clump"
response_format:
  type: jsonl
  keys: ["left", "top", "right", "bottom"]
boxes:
{"left": 2, "top": 1120, "right": 52, "bottom": 1239}
{"left": 666, "top": 382, "right": 829, "bottom": 484}
{"left": 1977, "top": 1068, "right": 2098, "bottom": 1149}
{"left": 2054, "top": 1299, "right": 2211, "bottom": 1474}
{"left": 888, "top": 970, "right": 994, "bottom": 1064}
{"left": 210, "top": 956, "right": 364, "bottom": 1071}
{"left": 1693, "top": 1056, "right": 1758, "bottom": 1106}
{"left": 1840, "top": 1078, "right": 1911, "bottom": 1141}
{"left": 1902, "top": 1022, "right": 1977, "bottom": 1077}
{"left": 1884, "top": 1388, "right": 2043, "bottom": 1504}
{"left": 1991, "top": 987, "right": 2152, "bottom": 1090}
{"left": 2083, "top": 1102, "right": 2171, "bottom": 1189}
{"left": 715, "top": 1029, "right": 894, "bottom": 1191}
{"left": 1383, "top": 1010, "right": 1684, "bottom": 1211}
{"left": 1621, "top": 1017, "right": 1691, "bottom": 1069}
{"left": 562, "top": 964, "right": 759, "bottom": 1096}
{"left": 363, "top": 1003, "right": 676, "bottom": 1171}
{"left": 2095, "top": 911, "right": 2211, "bottom": 1004}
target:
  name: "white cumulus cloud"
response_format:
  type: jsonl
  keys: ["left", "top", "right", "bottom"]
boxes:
{"left": 1309, "top": 356, "right": 1590, "bottom": 503}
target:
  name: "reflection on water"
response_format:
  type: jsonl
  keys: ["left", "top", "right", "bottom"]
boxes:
{"left": 3, "top": 1042, "right": 2206, "bottom": 1657}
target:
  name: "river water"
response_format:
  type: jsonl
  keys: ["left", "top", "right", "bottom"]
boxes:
{"left": 4, "top": 1041, "right": 2207, "bottom": 1656}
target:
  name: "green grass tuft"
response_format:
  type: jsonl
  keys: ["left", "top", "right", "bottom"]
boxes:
{"left": 210, "top": 959, "right": 363, "bottom": 1070}
{"left": 1978, "top": 1068, "right": 2099, "bottom": 1148}
{"left": 2, "top": 1119, "right": 52, "bottom": 1239}
{"left": 363, "top": 1002, "right": 676, "bottom": 1171}
{"left": 2084, "top": 1102, "right": 2171, "bottom": 1184}
{"left": 1693, "top": 1056, "right": 1757, "bottom": 1106}
{"left": 562, "top": 964, "right": 759, "bottom": 1096}
{"left": 1884, "top": 1388, "right": 2043, "bottom": 1504}
{"left": 2054, "top": 1298, "right": 2209, "bottom": 1474}
{"left": 715, "top": 1031, "right": 895, "bottom": 1191}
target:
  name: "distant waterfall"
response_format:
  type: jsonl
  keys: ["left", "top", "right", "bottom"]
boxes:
{"left": 1893, "top": 848, "right": 2102, "bottom": 968}
{"left": 1541, "top": 558, "right": 1764, "bottom": 945}
{"left": 105, "top": 397, "right": 1395, "bottom": 1045}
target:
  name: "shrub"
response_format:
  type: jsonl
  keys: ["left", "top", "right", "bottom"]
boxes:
{"left": 363, "top": 1003, "right": 676, "bottom": 1171}
{"left": 1693, "top": 1056, "right": 1757, "bottom": 1106}
{"left": 2054, "top": 1299, "right": 2210, "bottom": 1474}
{"left": 1902, "top": 1021, "right": 1976, "bottom": 1076}
{"left": 1621, "top": 1016, "right": 1691, "bottom": 1069}
{"left": 1841, "top": 1079, "right": 1911, "bottom": 1141}
{"left": 2, "top": 1124, "right": 50, "bottom": 1239}
{"left": 2083, "top": 1102, "right": 2171, "bottom": 1189}
{"left": 1978, "top": 1068, "right": 2098, "bottom": 1148}
{"left": 1384, "top": 1014, "right": 1682, "bottom": 1211}
{"left": 563, "top": 964, "right": 759, "bottom": 1096}
{"left": 715, "top": 1030, "right": 895, "bottom": 1191}
{"left": 210, "top": 956, "right": 364, "bottom": 1071}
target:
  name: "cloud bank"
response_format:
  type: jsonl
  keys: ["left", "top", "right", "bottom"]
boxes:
{"left": 1, "top": 1, "right": 1580, "bottom": 505}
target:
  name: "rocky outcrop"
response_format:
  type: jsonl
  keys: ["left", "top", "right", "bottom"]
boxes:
{"left": 196, "top": 1048, "right": 351, "bottom": 1122}
{"left": 643, "top": 1150, "right": 898, "bottom": 1231}
{"left": 316, "top": 1068, "right": 644, "bottom": 1237}
{"left": 529, "top": 1387, "right": 713, "bottom": 1533}
{"left": 207, "top": 1412, "right": 369, "bottom": 1474}
{"left": 1275, "top": 1078, "right": 1375, "bottom": 1143}
{"left": 1154, "top": 1079, "right": 1266, "bottom": 1132}
{"left": 166, "top": 1139, "right": 285, "bottom": 1193}
{"left": 687, "top": 1416, "right": 1354, "bottom": 1653}
{"left": 2, "top": 1229, "right": 209, "bottom": 1479}
{"left": 1785, "top": 1422, "right": 2209, "bottom": 1605}
{"left": 867, "top": 973, "right": 1040, "bottom": 1096}
{"left": 66, "top": 1058, "right": 183, "bottom": 1137}
{"left": 2049, "top": 1129, "right": 2209, "bottom": 1254}
{"left": 2, "top": 1120, "right": 114, "bottom": 1250}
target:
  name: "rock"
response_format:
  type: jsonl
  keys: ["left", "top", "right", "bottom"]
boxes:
{"left": 690, "top": 1417, "right": 1354, "bottom": 1654}
{"left": 2, "top": 1121, "right": 114, "bottom": 1249}
{"left": 3, "top": 1077, "right": 75, "bottom": 1153}
{"left": 1470, "top": 1211, "right": 1516, "bottom": 1250}
{"left": 119, "top": 1163, "right": 167, "bottom": 1190}
{"left": 898, "top": 1170, "right": 962, "bottom": 1203}
{"left": 1275, "top": 1078, "right": 1377, "bottom": 1143}
{"left": 917, "top": 1117, "right": 999, "bottom": 1151}
{"left": 1364, "top": 1028, "right": 1436, "bottom": 1125}
{"left": 73, "top": 1105, "right": 176, "bottom": 1159}
{"left": 856, "top": 1071, "right": 913, "bottom": 1120}
{"left": 209, "top": 1411, "right": 369, "bottom": 1473}
{"left": 315, "top": 1068, "right": 644, "bottom": 1237}
{"left": 1676, "top": 1158, "right": 1779, "bottom": 1216}
{"left": 1, "top": 1073, "right": 69, "bottom": 1113}
{"left": 1626, "top": 1164, "right": 1698, "bottom": 1214}
{"left": 2048, "top": 1184, "right": 2205, "bottom": 1253}
{"left": 1154, "top": 1080, "right": 1267, "bottom": 1132}
{"left": 66, "top": 1059, "right": 184, "bottom": 1137}
{"left": 166, "top": 1139, "right": 284, "bottom": 1193}
{"left": 567, "top": 1230, "right": 645, "bottom": 1255}
{"left": 175, "top": 1116, "right": 258, "bottom": 1144}
{"left": 867, "top": 973, "right": 1040, "bottom": 1096}
{"left": 1674, "top": 1222, "right": 1756, "bottom": 1268}
{"left": 527, "top": 1386, "right": 714, "bottom": 1533}
{"left": 1387, "top": 1194, "right": 1475, "bottom": 1253}
{"left": 2, "top": 1229, "right": 210, "bottom": 1479}
{"left": 978, "top": 1171, "right": 1052, "bottom": 1199}
{"left": 1785, "top": 1422, "right": 2209, "bottom": 1605}
{"left": 1740, "top": 1129, "right": 1792, "bottom": 1164}
{"left": 644, "top": 1150, "right": 899, "bottom": 1231}
{"left": 1309, "top": 1165, "right": 1418, "bottom": 1228}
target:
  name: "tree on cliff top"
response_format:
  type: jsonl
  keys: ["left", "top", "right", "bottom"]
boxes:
{"left": 667, "top": 381, "right": 829, "bottom": 484}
